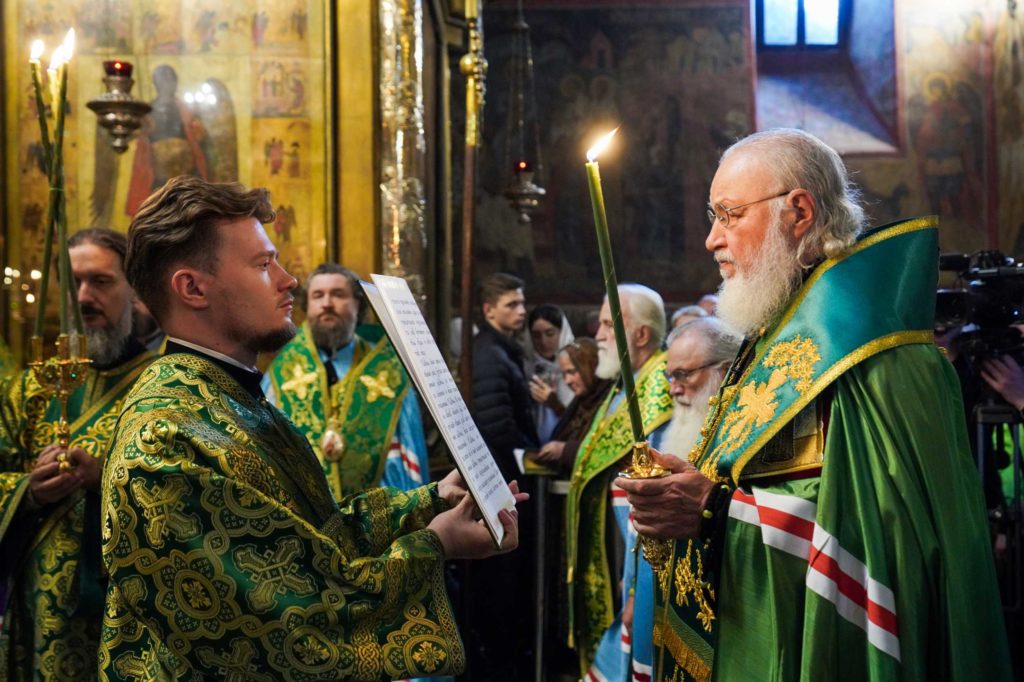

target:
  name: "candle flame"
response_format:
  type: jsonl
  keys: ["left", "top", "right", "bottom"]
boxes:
{"left": 586, "top": 127, "right": 619, "bottom": 162}
{"left": 30, "top": 40, "right": 45, "bottom": 62}
{"left": 48, "top": 47, "right": 63, "bottom": 72}
{"left": 63, "top": 29, "right": 75, "bottom": 58}
{"left": 48, "top": 29, "right": 75, "bottom": 71}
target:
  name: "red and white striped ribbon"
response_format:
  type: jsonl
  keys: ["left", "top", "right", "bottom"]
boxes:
{"left": 729, "top": 488, "right": 901, "bottom": 661}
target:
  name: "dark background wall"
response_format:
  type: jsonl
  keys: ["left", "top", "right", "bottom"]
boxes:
{"left": 464, "top": 0, "right": 1023, "bottom": 309}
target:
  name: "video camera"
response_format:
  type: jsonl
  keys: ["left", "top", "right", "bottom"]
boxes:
{"left": 936, "top": 250, "right": 1024, "bottom": 366}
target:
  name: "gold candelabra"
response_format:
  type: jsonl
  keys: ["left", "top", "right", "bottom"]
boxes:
{"left": 27, "top": 31, "right": 91, "bottom": 471}
{"left": 28, "top": 335, "right": 91, "bottom": 470}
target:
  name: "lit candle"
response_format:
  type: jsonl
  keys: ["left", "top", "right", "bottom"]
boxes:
{"left": 585, "top": 127, "right": 643, "bottom": 443}
{"left": 515, "top": 159, "right": 531, "bottom": 173}
{"left": 48, "top": 29, "right": 76, "bottom": 335}
{"left": 30, "top": 39, "right": 54, "bottom": 338}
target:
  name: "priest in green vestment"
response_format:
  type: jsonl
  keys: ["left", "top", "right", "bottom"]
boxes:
{"left": 0, "top": 228, "right": 157, "bottom": 679}
{"left": 618, "top": 129, "right": 1012, "bottom": 681}
{"left": 101, "top": 175, "right": 522, "bottom": 681}
{"left": 265, "top": 263, "right": 430, "bottom": 499}
{"left": 566, "top": 284, "right": 673, "bottom": 681}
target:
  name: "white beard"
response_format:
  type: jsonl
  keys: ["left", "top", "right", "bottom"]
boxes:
{"left": 660, "top": 378, "right": 720, "bottom": 460}
{"left": 715, "top": 212, "right": 804, "bottom": 338}
{"left": 595, "top": 341, "right": 620, "bottom": 380}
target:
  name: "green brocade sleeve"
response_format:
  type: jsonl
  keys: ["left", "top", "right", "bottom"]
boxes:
{"left": 335, "top": 482, "right": 447, "bottom": 558}
{"left": 100, "top": 408, "right": 464, "bottom": 681}
{"left": 0, "top": 372, "right": 35, "bottom": 543}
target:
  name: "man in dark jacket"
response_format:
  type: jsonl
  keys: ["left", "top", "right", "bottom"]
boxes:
{"left": 467, "top": 272, "right": 539, "bottom": 680}
{"left": 472, "top": 272, "right": 539, "bottom": 480}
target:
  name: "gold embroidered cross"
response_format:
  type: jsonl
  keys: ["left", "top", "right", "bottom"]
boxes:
{"left": 412, "top": 641, "right": 448, "bottom": 673}
{"left": 113, "top": 649, "right": 160, "bottom": 679}
{"left": 130, "top": 477, "right": 200, "bottom": 547}
{"left": 360, "top": 371, "right": 396, "bottom": 402}
{"left": 282, "top": 364, "right": 319, "bottom": 400}
{"left": 234, "top": 537, "right": 316, "bottom": 611}
{"left": 197, "top": 640, "right": 269, "bottom": 682}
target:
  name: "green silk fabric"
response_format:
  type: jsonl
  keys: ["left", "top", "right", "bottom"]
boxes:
{"left": 100, "top": 352, "right": 463, "bottom": 681}
{"left": 653, "top": 217, "right": 1012, "bottom": 681}
{"left": 565, "top": 351, "right": 672, "bottom": 674}
{"left": 0, "top": 350, "right": 156, "bottom": 680}
{"left": 713, "top": 345, "right": 1011, "bottom": 680}
{"left": 267, "top": 322, "right": 410, "bottom": 498}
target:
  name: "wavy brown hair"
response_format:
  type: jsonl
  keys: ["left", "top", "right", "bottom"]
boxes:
{"left": 559, "top": 337, "right": 599, "bottom": 392}
{"left": 125, "top": 175, "right": 275, "bottom": 320}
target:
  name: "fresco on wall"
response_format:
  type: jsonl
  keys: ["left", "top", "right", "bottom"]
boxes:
{"left": 477, "top": 2, "right": 754, "bottom": 303}
{"left": 3, "top": 0, "right": 330, "bottom": 309}
{"left": 996, "top": 2, "right": 1024, "bottom": 256}
{"left": 896, "top": 3, "right": 990, "bottom": 254}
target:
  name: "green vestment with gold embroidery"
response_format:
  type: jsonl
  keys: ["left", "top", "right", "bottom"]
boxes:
{"left": 652, "top": 218, "right": 1012, "bottom": 681}
{"left": 267, "top": 322, "right": 411, "bottom": 499}
{"left": 0, "top": 347, "right": 156, "bottom": 680}
{"left": 565, "top": 351, "right": 672, "bottom": 674}
{"left": 99, "top": 352, "right": 463, "bottom": 681}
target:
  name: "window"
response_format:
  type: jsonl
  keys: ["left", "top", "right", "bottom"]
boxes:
{"left": 758, "top": 0, "right": 846, "bottom": 49}
{"left": 754, "top": 0, "right": 897, "bottom": 155}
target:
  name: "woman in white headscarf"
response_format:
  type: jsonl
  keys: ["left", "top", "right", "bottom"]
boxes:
{"left": 527, "top": 303, "right": 576, "bottom": 442}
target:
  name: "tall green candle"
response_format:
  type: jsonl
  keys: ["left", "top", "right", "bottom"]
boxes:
{"left": 49, "top": 42, "right": 70, "bottom": 335}
{"left": 585, "top": 128, "right": 644, "bottom": 444}
{"left": 29, "top": 40, "right": 55, "bottom": 339}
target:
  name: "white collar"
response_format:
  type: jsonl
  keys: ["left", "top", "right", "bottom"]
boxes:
{"left": 166, "top": 337, "right": 259, "bottom": 373}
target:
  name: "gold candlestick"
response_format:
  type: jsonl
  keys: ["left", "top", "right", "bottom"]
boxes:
{"left": 618, "top": 441, "right": 672, "bottom": 571}
{"left": 28, "top": 335, "right": 90, "bottom": 470}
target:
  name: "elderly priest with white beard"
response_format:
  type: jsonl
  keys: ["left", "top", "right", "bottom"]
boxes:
{"left": 660, "top": 318, "right": 741, "bottom": 459}
{"left": 617, "top": 128, "right": 1012, "bottom": 681}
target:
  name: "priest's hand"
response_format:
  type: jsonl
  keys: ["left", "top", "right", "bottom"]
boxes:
{"left": 29, "top": 445, "right": 81, "bottom": 505}
{"left": 66, "top": 447, "right": 101, "bottom": 492}
{"left": 428, "top": 495, "right": 521, "bottom": 559}
{"left": 615, "top": 447, "right": 715, "bottom": 540}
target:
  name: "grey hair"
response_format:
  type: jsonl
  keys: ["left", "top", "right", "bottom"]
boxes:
{"left": 670, "top": 305, "right": 708, "bottom": 325}
{"left": 667, "top": 317, "right": 742, "bottom": 367}
{"left": 722, "top": 128, "right": 865, "bottom": 266}
{"left": 612, "top": 283, "right": 666, "bottom": 350}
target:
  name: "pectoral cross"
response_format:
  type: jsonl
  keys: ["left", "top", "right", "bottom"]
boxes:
{"left": 282, "top": 364, "right": 319, "bottom": 400}
{"left": 360, "top": 371, "right": 396, "bottom": 402}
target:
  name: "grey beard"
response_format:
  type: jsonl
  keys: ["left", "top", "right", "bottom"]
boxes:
{"left": 311, "top": 319, "right": 353, "bottom": 353}
{"left": 85, "top": 305, "right": 133, "bottom": 366}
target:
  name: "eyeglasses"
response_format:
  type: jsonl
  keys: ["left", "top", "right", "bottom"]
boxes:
{"left": 664, "top": 361, "right": 718, "bottom": 385}
{"left": 706, "top": 190, "right": 791, "bottom": 230}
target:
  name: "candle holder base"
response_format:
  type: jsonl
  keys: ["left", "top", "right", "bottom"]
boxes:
{"left": 618, "top": 441, "right": 673, "bottom": 571}
{"left": 28, "top": 334, "right": 91, "bottom": 471}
